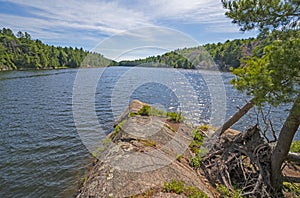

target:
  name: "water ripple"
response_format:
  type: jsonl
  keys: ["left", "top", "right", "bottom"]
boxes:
{"left": 0, "top": 67, "right": 298, "bottom": 197}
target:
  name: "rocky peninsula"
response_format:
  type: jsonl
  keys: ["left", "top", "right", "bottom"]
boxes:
{"left": 76, "top": 100, "right": 219, "bottom": 197}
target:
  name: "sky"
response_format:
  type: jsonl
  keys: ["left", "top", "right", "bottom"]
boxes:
{"left": 0, "top": 0, "right": 258, "bottom": 60}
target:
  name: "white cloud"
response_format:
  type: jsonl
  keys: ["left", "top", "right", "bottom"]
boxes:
{"left": 0, "top": 0, "right": 154, "bottom": 49}
{"left": 0, "top": 0, "right": 242, "bottom": 51}
{"left": 125, "top": 0, "right": 228, "bottom": 24}
{"left": 4, "top": 0, "right": 151, "bottom": 34}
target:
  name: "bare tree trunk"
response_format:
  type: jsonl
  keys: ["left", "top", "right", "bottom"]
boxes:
{"left": 271, "top": 93, "right": 300, "bottom": 193}
{"left": 215, "top": 99, "right": 254, "bottom": 136}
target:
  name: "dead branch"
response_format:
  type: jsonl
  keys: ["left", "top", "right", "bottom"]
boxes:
{"left": 283, "top": 176, "right": 300, "bottom": 183}
{"left": 215, "top": 99, "right": 254, "bottom": 137}
{"left": 286, "top": 152, "right": 300, "bottom": 163}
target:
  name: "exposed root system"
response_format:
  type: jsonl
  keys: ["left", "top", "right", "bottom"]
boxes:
{"left": 201, "top": 125, "right": 276, "bottom": 197}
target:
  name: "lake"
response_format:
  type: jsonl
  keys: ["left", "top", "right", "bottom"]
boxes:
{"left": 0, "top": 67, "right": 298, "bottom": 197}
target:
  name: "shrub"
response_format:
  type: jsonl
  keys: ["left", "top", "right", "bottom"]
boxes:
{"left": 192, "top": 129, "right": 204, "bottom": 143}
{"left": 189, "top": 141, "right": 201, "bottom": 155}
{"left": 129, "top": 112, "right": 137, "bottom": 117}
{"left": 137, "top": 105, "right": 151, "bottom": 116}
{"left": 198, "top": 124, "right": 216, "bottom": 132}
{"left": 164, "top": 179, "right": 185, "bottom": 194}
{"left": 216, "top": 184, "right": 242, "bottom": 198}
{"left": 167, "top": 112, "right": 183, "bottom": 122}
{"left": 190, "top": 156, "right": 201, "bottom": 168}
{"left": 283, "top": 182, "right": 300, "bottom": 196}
{"left": 134, "top": 105, "right": 183, "bottom": 124}
{"left": 198, "top": 124, "right": 210, "bottom": 131}
{"left": 111, "top": 119, "right": 127, "bottom": 139}
{"left": 150, "top": 108, "right": 167, "bottom": 117}
{"left": 164, "top": 179, "right": 208, "bottom": 197}
{"left": 189, "top": 129, "right": 205, "bottom": 155}
{"left": 186, "top": 186, "right": 208, "bottom": 198}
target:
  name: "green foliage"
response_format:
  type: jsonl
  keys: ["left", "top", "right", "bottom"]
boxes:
{"left": 134, "top": 105, "right": 182, "bottom": 123}
{"left": 198, "top": 124, "right": 216, "bottom": 132}
{"left": 164, "top": 179, "right": 208, "bottom": 197}
{"left": 189, "top": 129, "right": 205, "bottom": 155}
{"left": 80, "top": 175, "right": 88, "bottom": 187}
{"left": 216, "top": 184, "right": 242, "bottom": 198}
{"left": 186, "top": 186, "right": 208, "bottom": 198}
{"left": 115, "top": 124, "right": 121, "bottom": 134}
{"left": 224, "top": 0, "right": 300, "bottom": 106}
{"left": 176, "top": 154, "right": 183, "bottom": 162}
{"left": 91, "top": 152, "right": 97, "bottom": 158}
{"left": 164, "top": 179, "right": 185, "bottom": 194}
{"left": 134, "top": 106, "right": 167, "bottom": 117}
{"left": 189, "top": 156, "right": 201, "bottom": 168}
{"left": 283, "top": 182, "right": 300, "bottom": 197}
{"left": 111, "top": 119, "right": 127, "bottom": 139}
{"left": 118, "top": 50, "right": 195, "bottom": 69}
{"left": 151, "top": 108, "right": 168, "bottom": 117}
{"left": 118, "top": 35, "right": 275, "bottom": 71}
{"left": 0, "top": 28, "right": 111, "bottom": 70}
{"left": 102, "top": 138, "right": 112, "bottom": 146}
{"left": 137, "top": 105, "right": 151, "bottom": 116}
{"left": 290, "top": 140, "right": 300, "bottom": 153}
{"left": 204, "top": 38, "right": 256, "bottom": 70}
{"left": 167, "top": 112, "right": 183, "bottom": 123}
{"left": 198, "top": 124, "right": 210, "bottom": 131}
{"left": 129, "top": 112, "right": 137, "bottom": 117}
{"left": 189, "top": 141, "right": 201, "bottom": 155}
{"left": 222, "top": 0, "right": 299, "bottom": 33}
{"left": 231, "top": 33, "right": 300, "bottom": 106}
{"left": 116, "top": 39, "right": 265, "bottom": 71}
{"left": 91, "top": 146, "right": 104, "bottom": 158}
{"left": 192, "top": 129, "right": 205, "bottom": 143}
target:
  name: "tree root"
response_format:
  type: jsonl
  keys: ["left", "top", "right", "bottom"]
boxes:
{"left": 201, "top": 125, "right": 276, "bottom": 197}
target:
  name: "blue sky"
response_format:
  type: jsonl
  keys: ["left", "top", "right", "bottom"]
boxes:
{"left": 0, "top": 0, "right": 258, "bottom": 60}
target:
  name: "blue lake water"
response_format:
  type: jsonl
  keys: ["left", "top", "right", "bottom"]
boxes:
{"left": 0, "top": 67, "right": 298, "bottom": 197}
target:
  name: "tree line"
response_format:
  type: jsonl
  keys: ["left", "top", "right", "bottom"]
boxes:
{"left": 0, "top": 28, "right": 111, "bottom": 71}
{"left": 0, "top": 27, "right": 276, "bottom": 72}
{"left": 117, "top": 36, "right": 275, "bottom": 71}
{"left": 0, "top": 27, "right": 293, "bottom": 73}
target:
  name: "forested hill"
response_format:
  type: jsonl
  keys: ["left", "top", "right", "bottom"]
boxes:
{"left": 118, "top": 36, "right": 273, "bottom": 71}
{"left": 0, "top": 28, "right": 112, "bottom": 71}
{"left": 0, "top": 27, "right": 274, "bottom": 71}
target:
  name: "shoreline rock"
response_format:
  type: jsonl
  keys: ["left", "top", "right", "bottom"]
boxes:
{"left": 76, "top": 100, "right": 217, "bottom": 197}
